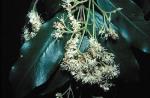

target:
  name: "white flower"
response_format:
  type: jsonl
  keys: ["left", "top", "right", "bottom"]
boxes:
{"left": 23, "top": 27, "right": 36, "bottom": 41}
{"left": 53, "top": 22, "right": 65, "bottom": 30}
{"left": 51, "top": 21, "right": 66, "bottom": 38}
{"left": 30, "top": 32, "right": 37, "bottom": 38}
{"left": 51, "top": 31, "right": 63, "bottom": 39}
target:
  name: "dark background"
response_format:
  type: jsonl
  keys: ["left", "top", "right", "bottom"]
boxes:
{"left": 1, "top": 0, "right": 150, "bottom": 98}
{"left": 1, "top": 0, "right": 31, "bottom": 98}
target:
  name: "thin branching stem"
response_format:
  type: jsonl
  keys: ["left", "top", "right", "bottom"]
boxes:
{"left": 78, "top": 0, "right": 92, "bottom": 49}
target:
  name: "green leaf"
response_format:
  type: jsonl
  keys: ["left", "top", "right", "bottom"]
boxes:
{"left": 133, "top": 0, "right": 150, "bottom": 18}
{"left": 96, "top": 0, "right": 116, "bottom": 12}
{"left": 79, "top": 36, "right": 89, "bottom": 53}
{"left": 9, "top": 12, "right": 69, "bottom": 98}
{"left": 104, "top": 34, "right": 140, "bottom": 82}
{"left": 40, "top": 69, "right": 70, "bottom": 95}
{"left": 97, "top": 0, "right": 150, "bottom": 53}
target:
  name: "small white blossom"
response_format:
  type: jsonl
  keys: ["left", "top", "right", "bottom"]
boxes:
{"left": 53, "top": 22, "right": 65, "bottom": 30}
{"left": 51, "top": 21, "right": 66, "bottom": 38}
{"left": 55, "top": 92, "right": 63, "bottom": 98}
{"left": 23, "top": 27, "right": 36, "bottom": 41}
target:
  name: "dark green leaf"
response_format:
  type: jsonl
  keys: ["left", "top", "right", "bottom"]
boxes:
{"left": 96, "top": 0, "right": 116, "bottom": 12}
{"left": 41, "top": 69, "right": 70, "bottom": 95}
{"left": 9, "top": 12, "right": 68, "bottom": 98}
{"left": 133, "top": 0, "right": 150, "bottom": 17}
{"left": 97, "top": 0, "right": 150, "bottom": 53}
{"left": 104, "top": 34, "right": 140, "bottom": 82}
{"left": 79, "top": 36, "right": 89, "bottom": 52}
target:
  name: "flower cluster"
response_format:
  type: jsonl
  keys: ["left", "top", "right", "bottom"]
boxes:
{"left": 99, "top": 26, "right": 119, "bottom": 40}
{"left": 52, "top": 0, "right": 81, "bottom": 38}
{"left": 98, "top": 8, "right": 123, "bottom": 40}
{"left": 51, "top": 14, "right": 81, "bottom": 39}
{"left": 51, "top": 20, "right": 66, "bottom": 39}
{"left": 53, "top": 0, "right": 120, "bottom": 91}
{"left": 23, "top": 9, "right": 43, "bottom": 41}
{"left": 27, "top": 10, "right": 43, "bottom": 32}
{"left": 107, "top": 27, "right": 119, "bottom": 40}
{"left": 62, "top": 0, "right": 83, "bottom": 33}
{"left": 23, "top": 27, "right": 37, "bottom": 41}
{"left": 61, "top": 34, "right": 120, "bottom": 90}
{"left": 69, "top": 13, "right": 81, "bottom": 32}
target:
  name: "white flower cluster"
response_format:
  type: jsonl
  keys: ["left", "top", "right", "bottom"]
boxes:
{"left": 98, "top": 8, "right": 123, "bottom": 40}
{"left": 61, "top": 0, "right": 76, "bottom": 10}
{"left": 51, "top": 21, "right": 65, "bottom": 39}
{"left": 99, "top": 26, "right": 119, "bottom": 40}
{"left": 27, "top": 10, "right": 43, "bottom": 32}
{"left": 23, "top": 9, "right": 43, "bottom": 41}
{"left": 52, "top": 0, "right": 81, "bottom": 38}
{"left": 23, "top": 27, "right": 37, "bottom": 41}
{"left": 61, "top": 34, "right": 120, "bottom": 90}
{"left": 69, "top": 13, "right": 81, "bottom": 32}
{"left": 52, "top": 0, "right": 120, "bottom": 91}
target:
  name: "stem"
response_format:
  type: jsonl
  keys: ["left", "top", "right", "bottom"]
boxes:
{"left": 67, "top": 90, "right": 70, "bottom": 98}
{"left": 70, "top": 87, "right": 74, "bottom": 98}
{"left": 33, "top": 0, "right": 39, "bottom": 10}
{"left": 78, "top": 0, "right": 91, "bottom": 49}
{"left": 82, "top": 6, "right": 86, "bottom": 21}
{"left": 59, "top": 17, "right": 73, "bottom": 32}
{"left": 92, "top": 0, "right": 96, "bottom": 38}
{"left": 62, "top": 86, "right": 70, "bottom": 96}
{"left": 77, "top": 7, "right": 81, "bottom": 20}
{"left": 71, "top": 0, "right": 88, "bottom": 9}
{"left": 93, "top": 0, "right": 109, "bottom": 20}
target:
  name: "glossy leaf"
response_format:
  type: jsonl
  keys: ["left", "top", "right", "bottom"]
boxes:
{"left": 97, "top": 0, "right": 150, "bottom": 53}
{"left": 133, "top": 0, "right": 150, "bottom": 19}
{"left": 79, "top": 36, "right": 89, "bottom": 53}
{"left": 9, "top": 12, "right": 68, "bottom": 98}
{"left": 104, "top": 34, "right": 140, "bottom": 82}
{"left": 96, "top": 0, "right": 116, "bottom": 12}
{"left": 40, "top": 69, "right": 70, "bottom": 95}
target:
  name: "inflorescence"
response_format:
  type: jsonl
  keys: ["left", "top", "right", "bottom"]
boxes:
{"left": 51, "top": 0, "right": 120, "bottom": 91}
{"left": 23, "top": 9, "right": 43, "bottom": 41}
